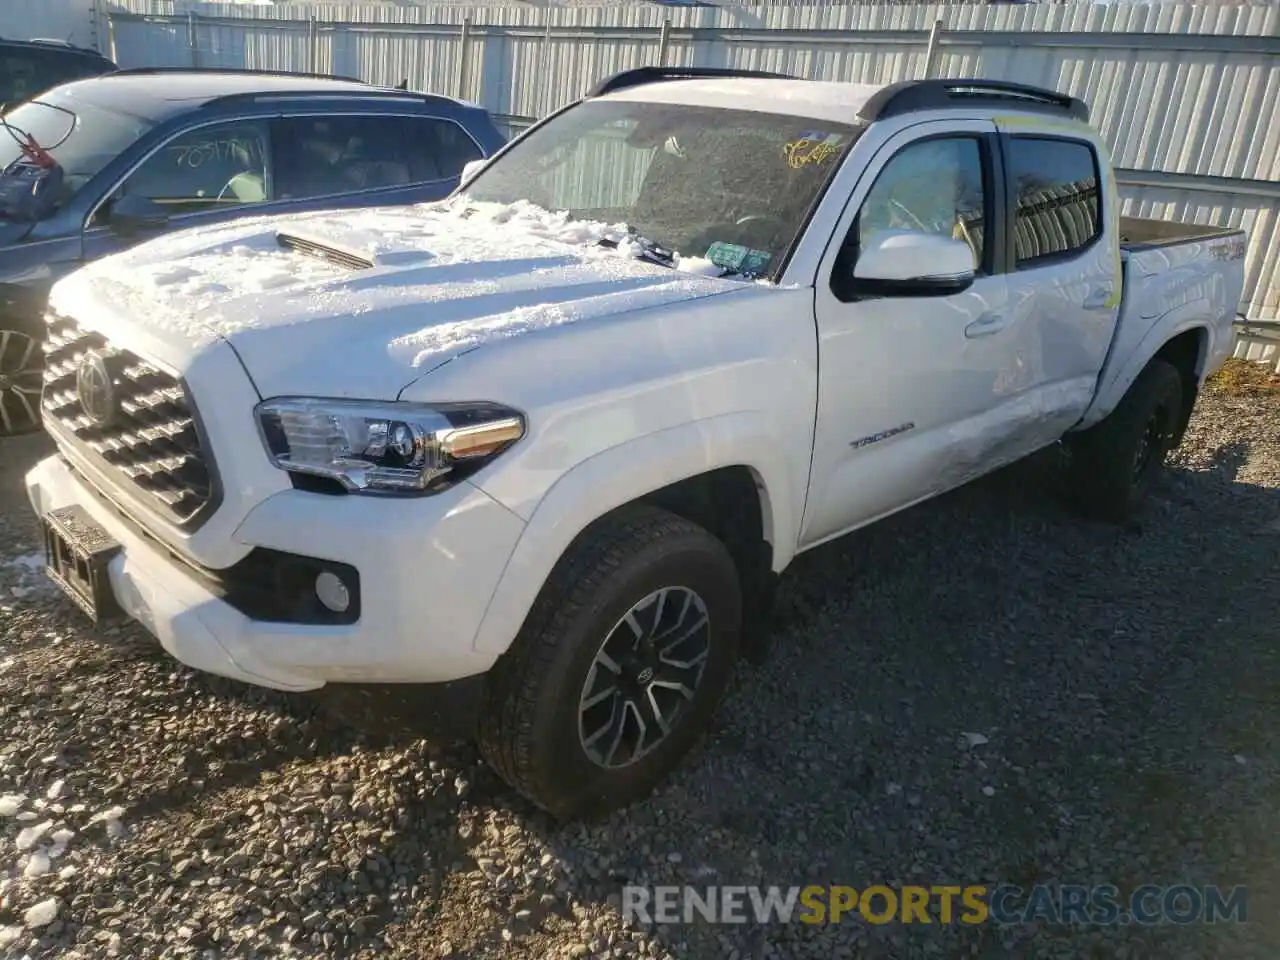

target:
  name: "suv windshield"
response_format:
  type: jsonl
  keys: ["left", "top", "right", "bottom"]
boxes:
{"left": 462, "top": 100, "right": 861, "bottom": 279}
{"left": 0, "top": 92, "right": 154, "bottom": 213}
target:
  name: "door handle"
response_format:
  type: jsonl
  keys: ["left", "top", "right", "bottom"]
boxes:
{"left": 1082, "top": 288, "right": 1112, "bottom": 311}
{"left": 964, "top": 312, "right": 1007, "bottom": 339}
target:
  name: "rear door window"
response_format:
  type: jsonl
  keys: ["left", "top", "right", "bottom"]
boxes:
{"left": 273, "top": 115, "right": 483, "bottom": 200}
{"left": 1006, "top": 136, "right": 1101, "bottom": 267}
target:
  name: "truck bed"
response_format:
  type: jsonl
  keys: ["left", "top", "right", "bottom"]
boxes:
{"left": 1118, "top": 215, "right": 1242, "bottom": 252}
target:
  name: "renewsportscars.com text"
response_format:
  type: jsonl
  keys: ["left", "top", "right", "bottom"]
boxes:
{"left": 622, "top": 884, "right": 1248, "bottom": 926}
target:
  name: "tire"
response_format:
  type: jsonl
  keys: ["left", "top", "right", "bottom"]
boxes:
{"left": 0, "top": 309, "right": 45, "bottom": 439}
{"left": 1066, "top": 358, "right": 1184, "bottom": 524}
{"left": 476, "top": 505, "right": 743, "bottom": 820}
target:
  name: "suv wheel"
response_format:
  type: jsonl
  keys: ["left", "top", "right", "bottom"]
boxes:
{"left": 477, "top": 506, "right": 742, "bottom": 819}
{"left": 1065, "top": 358, "right": 1183, "bottom": 524}
{"left": 0, "top": 322, "right": 43, "bottom": 438}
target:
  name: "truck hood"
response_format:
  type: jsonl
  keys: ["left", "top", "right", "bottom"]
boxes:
{"left": 48, "top": 199, "right": 748, "bottom": 398}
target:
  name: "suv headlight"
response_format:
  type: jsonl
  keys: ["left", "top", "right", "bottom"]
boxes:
{"left": 255, "top": 397, "right": 525, "bottom": 494}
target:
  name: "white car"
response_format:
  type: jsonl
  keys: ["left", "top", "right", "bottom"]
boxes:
{"left": 25, "top": 69, "right": 1247, "bottom": 818}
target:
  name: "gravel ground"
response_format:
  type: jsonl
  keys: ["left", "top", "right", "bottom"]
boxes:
{"left": 1, "top": 359, "right": 1278, "bottom": 959}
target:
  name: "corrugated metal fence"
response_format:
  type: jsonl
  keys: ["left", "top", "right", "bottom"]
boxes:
{"left": 0, "top": 0, "right": 100, "bottom": 49}
{"left": 103, "top": 1, "right": 1279, "bottom": 322}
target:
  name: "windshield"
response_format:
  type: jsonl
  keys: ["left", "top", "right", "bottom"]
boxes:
{"left": 462, "top": 100, "right": 861, "bottom": 279}
{"left": 0, "top": 92, "right": 154, "bottom": 212}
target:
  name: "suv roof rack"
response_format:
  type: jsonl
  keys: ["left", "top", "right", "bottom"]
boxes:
{"left": 586, "top": 66, "right": 798, "bottom": 98}
{"left": 858, "top": 78, "right": 1088, "bottom": 123}
{"left": 109, "top": 66, "right": 364, "bottom": 83}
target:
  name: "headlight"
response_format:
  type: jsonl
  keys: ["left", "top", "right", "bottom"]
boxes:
{"left": 255, "top": 397, "right": 525, "bottom": 494}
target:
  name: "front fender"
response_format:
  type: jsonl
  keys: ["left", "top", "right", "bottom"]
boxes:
{"left": 471, "top": 411, "right": 796, "bottom": 656}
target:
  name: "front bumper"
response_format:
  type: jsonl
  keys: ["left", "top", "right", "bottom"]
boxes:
{"left": 25, "top": 454, "right": 526, "bottom": 691}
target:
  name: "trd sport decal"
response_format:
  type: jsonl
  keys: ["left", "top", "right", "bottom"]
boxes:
{"left": 849, "top": 423, "right": 916, "bottom": 449}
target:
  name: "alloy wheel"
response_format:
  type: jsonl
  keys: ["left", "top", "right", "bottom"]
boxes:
{"left": 0, "top": 328, "right": 43, "bottom": 437}
{"left": 578, "top": 586, "right": 712, "bottom": 769}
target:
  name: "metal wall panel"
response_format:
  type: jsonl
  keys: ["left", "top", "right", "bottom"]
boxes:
{"left": 0, "top": 0, "right": 99, "bottom": 50}
{"left": 104, "top": 1, "right": 1280, "bottom": 319}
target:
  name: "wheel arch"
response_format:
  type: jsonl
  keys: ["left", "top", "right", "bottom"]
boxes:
{"left": 1153, "top": 326, "right": 1207, "bottom": 447}
{"left": 471, "top": 413, "right": 795, "bottom": 658}
{"left": 1078, "top": 301, "right": 1214, "bottom": 434}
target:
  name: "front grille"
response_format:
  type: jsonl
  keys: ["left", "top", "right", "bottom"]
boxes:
{"left": 41, "top": 313, "right": 217, "bottom": 526}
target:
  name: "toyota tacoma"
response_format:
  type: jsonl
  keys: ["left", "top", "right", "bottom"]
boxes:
{"left": 24, "top": 70, "right": 1247, "bottom": 818}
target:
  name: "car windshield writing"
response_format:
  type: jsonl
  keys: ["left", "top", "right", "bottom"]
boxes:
{"left": 0, "top": 93, "right": 154, "bottom": 213}
{"left": 462, "top": 101, "right": 860, "bottom": 277}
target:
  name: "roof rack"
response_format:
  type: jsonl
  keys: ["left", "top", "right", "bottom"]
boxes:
{"left": 858, "top": 78, "right": 1088, "bottom": 123}
{"left": 586, "top": 66, "right": 798, "bottom": 98}
{"left": 108, "top": 66, "right": 364, "bottom": 83}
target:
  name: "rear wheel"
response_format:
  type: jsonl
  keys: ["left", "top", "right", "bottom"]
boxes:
{"left": 0, "top": 318, "right": 44, "bottom": 438}
{"left": 477, "top": 506, "right": 742, "bottom": 819}
{"left": 1065, "top": 358, "right": 1183, "bottom": 524}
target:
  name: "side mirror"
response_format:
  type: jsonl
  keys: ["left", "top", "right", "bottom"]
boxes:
{"left": 459, "top": 157, "right": 488, "bottom": 188}
{"left": 106, "top": 194, "right": 170, "bottom": 236}
{"left": 850, "top": 230, "right": 976, "bottom": 298}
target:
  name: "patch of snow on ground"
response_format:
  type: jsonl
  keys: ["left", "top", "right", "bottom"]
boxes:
{"left": 15, "top": 821, "right": 50, "bottom": 851}
{"left": 23, "top": 851, "right": 50, "bottom": 878}
{"left": 23, "top": 898, "right": 57, "bottom": 928}
{"left": 2, "top": 553, "right": 41, "bottom": 575}
{"left": 1, "top": 551, "right": 53, "bottom": 601}
{"left": 88, "top": 805, "right": 126, "bottom": 824}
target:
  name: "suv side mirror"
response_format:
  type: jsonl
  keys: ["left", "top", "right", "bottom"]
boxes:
{"left": 106, "top": 194, "right": 170, "bottom": 236}
{"left": 850, "top": 230, "right": 976, "bottom": 298}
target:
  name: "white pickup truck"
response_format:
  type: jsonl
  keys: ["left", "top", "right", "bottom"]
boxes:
{"left": 25, "top": 70, "right": 1246, "bottom": 818}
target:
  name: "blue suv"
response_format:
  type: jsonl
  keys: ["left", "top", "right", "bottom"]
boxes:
{"left": 0, "top": 67, "right": 505, "bottom": 436}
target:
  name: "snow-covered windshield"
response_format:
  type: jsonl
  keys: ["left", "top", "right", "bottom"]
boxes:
{"left": 461, "top": 100, "right": 861, "bottom": 279}
{"left": 0, "top": 91, "right": 154, "bottom": 213}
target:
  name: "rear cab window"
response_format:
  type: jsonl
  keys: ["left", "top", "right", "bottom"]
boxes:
{"left": 1006, "top": 136, "right": 1102, "bottom": 267}
{"left": 273, "top": 114, "right": 483, "bottom": 200}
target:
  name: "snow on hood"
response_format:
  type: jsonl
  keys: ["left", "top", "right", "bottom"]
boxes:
{"left": 49, "top": 199, "right": 747, "bottom": 398}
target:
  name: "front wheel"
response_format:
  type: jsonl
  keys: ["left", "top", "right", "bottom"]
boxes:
{"left": 1065, "top": 358, "right": 1184, "bottom": 524}
{"left": 477, "top": 506, "right": 743, "bottom": 819}
{"left": 0, "top": 320, "right": 44, "bottom": 438}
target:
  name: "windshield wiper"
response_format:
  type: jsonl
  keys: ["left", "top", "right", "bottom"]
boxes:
{"left": 595, "top": 232, "right": 676, "bottom": 269}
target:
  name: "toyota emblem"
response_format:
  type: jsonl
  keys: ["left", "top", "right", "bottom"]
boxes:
{"left": 76, "top": 351, "right": 117, "bottom": 426}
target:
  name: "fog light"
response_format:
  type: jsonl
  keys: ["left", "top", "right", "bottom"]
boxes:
{"left": 314, "top": 571, "right": 350, "bottom": 613}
